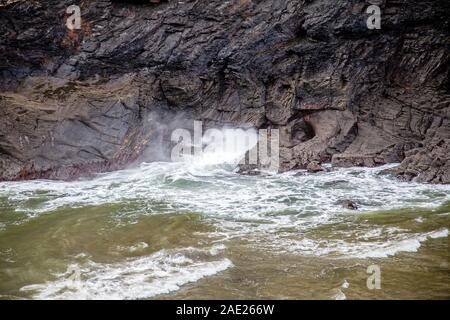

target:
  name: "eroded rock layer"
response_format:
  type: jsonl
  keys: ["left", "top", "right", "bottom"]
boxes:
{"left": 0, "top": 0, "right": 449, "bottom": 182}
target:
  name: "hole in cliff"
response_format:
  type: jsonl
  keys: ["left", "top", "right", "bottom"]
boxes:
{"left": 340, "top": 74, "right": 348, "bottom": 88}
{"left": 292, "top": 119, "right": 315, "bottom": 143}
{"left": 295, "top": 25, "right": 307, "bottom": 39}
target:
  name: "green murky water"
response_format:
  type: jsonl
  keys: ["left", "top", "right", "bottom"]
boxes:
{"left": 0, "top": 160, "right": 449, "bottom": 299}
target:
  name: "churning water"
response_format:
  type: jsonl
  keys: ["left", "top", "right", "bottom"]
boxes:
{"left": 0, "top": 129, "right": 449, "bottom": 299}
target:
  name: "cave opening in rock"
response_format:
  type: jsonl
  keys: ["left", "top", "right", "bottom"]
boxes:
{"left": 292, "top": 119, "right": 315, "bottom": 143}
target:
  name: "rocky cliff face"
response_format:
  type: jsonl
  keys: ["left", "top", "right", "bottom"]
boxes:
{"left": 0, "top": 0, "right": 449, "bottom": 182}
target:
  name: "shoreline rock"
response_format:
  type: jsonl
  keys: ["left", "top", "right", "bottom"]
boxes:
{"left": 335, "top": 200, "right": 359, "bottom": 210}
{"left": 306, "top": 161, "right": 324, "bottom": 173}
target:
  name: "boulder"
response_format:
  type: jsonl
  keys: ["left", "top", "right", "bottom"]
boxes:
{"left": 335, "top": 200, "right": 358, "bottom": 210}
{"left": 307, "top": 161, "right": 324, "bottom": 173}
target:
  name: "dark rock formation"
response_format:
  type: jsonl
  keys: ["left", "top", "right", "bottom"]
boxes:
{"left": 381, "top": 138, "right": 450, "bottom": 183}
{"left": 0, "top": 0, "right": 449, "bottom": 182}
{"left": 335, "top": 200, "right": 359, "bottom": 210}
{"left": 306, "top": 161, "right": 324, "bottom": 173}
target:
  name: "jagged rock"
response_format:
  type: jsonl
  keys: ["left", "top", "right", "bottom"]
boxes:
{"left": 381, "top": 139, "right": 450, "bottom": 184}
{"left": 0, "top": 0, "right": 449, "bottom": 182}
{"left": 236, "top": 165, "right": 261, "bottom": 176}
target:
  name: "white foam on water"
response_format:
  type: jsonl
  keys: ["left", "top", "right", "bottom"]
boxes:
{"left": 342, "top": 280, "right": 349, "bottom": 289}
{"left": 2, "top": 162, "right": 448, "bottom": 224}
{"left": 427, "top": 228, "right": 449, "bottom": 239}
{"left": 116, "top": 242, "right": 149, "bottom": 253}
{"left": 1, "top": 127, "right": 449, "bottom": 264}
{"left": 333, "top": 289, "right": 347, "bottom": 300}
{"left": 209, "top": 244, "right": 227, "bottom": 256}
{"left": 270, "top": 228, "right": 449, "bottom": 258}
{"left": 20, "top": 248, "right": 232, "bottom": 300}
{"left": 190, "top": 127, "right": 258, "bottom": 168}
{"left": 415, "top": 217, "right": 424, "bottom": 223}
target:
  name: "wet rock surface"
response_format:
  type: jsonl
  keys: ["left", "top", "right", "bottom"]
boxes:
{"left": 306, "top": 161, "right": 324, "bottom": 173}
{"left": 0, "top": 0, "right": 449, "bottom": 182}
{"left": 381, "top": 139, "right": 450, "bottom": 184}
{"left": 335, "top": 200, "right": 359, "bottom": 210}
